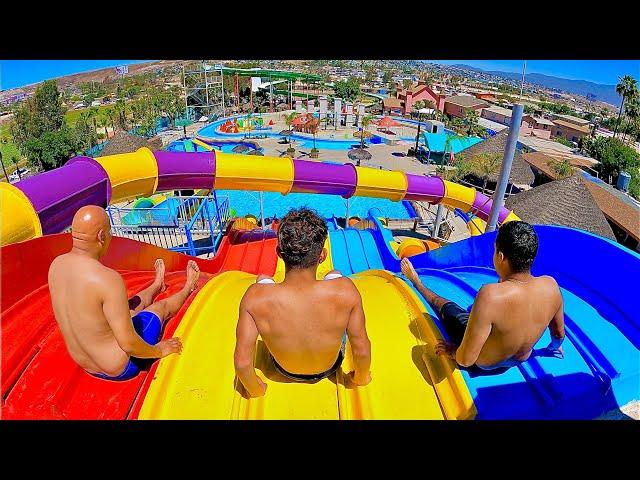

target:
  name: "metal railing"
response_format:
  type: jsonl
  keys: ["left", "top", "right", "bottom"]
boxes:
{"left": 107, "top": 193, "right": 230, "bottom": 257}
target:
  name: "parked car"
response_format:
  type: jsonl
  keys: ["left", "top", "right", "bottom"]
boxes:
{"left": 9, "top": 167, "right": 30, "bottom": 182}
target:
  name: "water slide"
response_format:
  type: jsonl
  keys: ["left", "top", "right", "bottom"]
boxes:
{"left": 6, "top": 147, "right": 637, "bottom": 418}
{"left": 333, "top": 214, "right": 640, "bottom": 418}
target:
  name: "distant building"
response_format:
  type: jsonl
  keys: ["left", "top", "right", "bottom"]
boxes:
{"left": 481, "top": 107, "right": 553, "bottom": 138}
{"left": 474, "top": 92, "right": 498, "bottom": 103}
{"left": 443, "top": 95, "right": 489, "bottom": 118}
{"left": 551, "top": 118, "right": 591, "bottom": 142}
{"left": 389, "top": 81, "right": 446, "bottom": 115}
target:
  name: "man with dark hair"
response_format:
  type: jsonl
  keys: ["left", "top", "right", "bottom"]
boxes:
{"left": 234, "top": 208, "right": 372, "bottom": 397}
{"left": 401, "top": 220, "right": 564, "bottom": 371}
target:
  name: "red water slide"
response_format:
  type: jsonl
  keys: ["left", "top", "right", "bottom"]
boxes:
{"left": 1, "top": 225, "right": 278, "bottom": 420}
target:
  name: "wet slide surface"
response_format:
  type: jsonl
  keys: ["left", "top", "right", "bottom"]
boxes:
{"left": 1, "top": 227, "right": 278, "bottom": 420}
{"left": 136, "top": 270, "right": 473, "bottom": 420}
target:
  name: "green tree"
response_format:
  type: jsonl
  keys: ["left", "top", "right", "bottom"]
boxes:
{"left": 613, "top": 75, "right": 638, "bottom": 138}
{"left": 622, "top": 95, "right": 640, "bottom": 143}
{"left": 10, "top": 80, "right": 77, "bottom": 171}
{"left": 333, "top": 78, "right": 361, "bottom": 101}
{"left": 359, "top": 114, "right": 375, "bottom": 149}
{"left": 586, "top": 136, "right": 640, "bottom": 188}
{"left": 550, "top": 159, "right": 574, "bottom": 178}
{"left": 402, "top": 79, "right": 413, "bottom": 90}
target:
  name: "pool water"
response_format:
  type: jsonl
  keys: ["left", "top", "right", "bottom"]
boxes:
{"left": 217, "top": 190, "right": 413, "bottom": 220}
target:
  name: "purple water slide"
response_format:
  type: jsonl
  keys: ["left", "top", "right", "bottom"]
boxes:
{"left": 15, "top": 156, "right": 110, "bottom": 234}
{"left": 290, "top": 160, "right": 357, "bottom": 198}
{"left": 403, "top": 174, "right": 445, "bottom": 203}
{"left": 153, "top": 151, "right": 216, "bottom": 191}
{"left": 471, "top": 191, "right": 511, "bottom": 224}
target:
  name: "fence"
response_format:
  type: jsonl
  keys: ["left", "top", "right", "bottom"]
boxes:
{"left": 107, "top": 192, "right": 230, "bottom": 257}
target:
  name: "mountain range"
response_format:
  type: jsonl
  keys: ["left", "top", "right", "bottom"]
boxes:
{"left": 450, "top": 64, "right": 621, "bottom": 106}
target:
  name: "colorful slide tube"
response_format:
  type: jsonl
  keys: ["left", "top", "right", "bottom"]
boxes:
{"left": 0, "top": 147, "right": 518, "bottom": 247}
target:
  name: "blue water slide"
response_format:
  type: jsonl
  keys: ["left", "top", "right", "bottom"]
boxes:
{"left": 399, "top": 225, "right": 640, "bottom": 418}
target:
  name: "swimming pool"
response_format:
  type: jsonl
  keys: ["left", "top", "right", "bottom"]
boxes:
{"left": 218, "top": 190, "right": 414, "bottom": 220}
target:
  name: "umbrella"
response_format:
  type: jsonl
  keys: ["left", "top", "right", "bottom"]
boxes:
{"left": 247, "top": 150, "right": 264, "bottom": 156}
{"left": 348, "top": 148, "right": 372, "bottom": 163}
{"left": 232, "top": 144, "right": 250, "bottom": 153}
{"left": 376, "top": 116, "right": 401, "bottom": 127}
{"left": 279, "top": 129, "right": 293, "bottom": 136}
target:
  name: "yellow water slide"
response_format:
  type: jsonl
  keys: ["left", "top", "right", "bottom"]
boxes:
{"left": 137, "top": 270, "right": 475, "bottom": 420}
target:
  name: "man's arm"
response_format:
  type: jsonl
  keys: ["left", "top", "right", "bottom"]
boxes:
{"left": 454, "top": 288, "right": 493, "bottom": 367}
{"left": 234, "top": 290, "right": 266, "bottom": 398}
{"left": 547, "top": 284, "right": 565, "bottom": 353}
{"left": 102, "top": 271, "right": 177, "bottom": 359}
{"left": 345, "top": 284, "right": 372, "bottom": 386}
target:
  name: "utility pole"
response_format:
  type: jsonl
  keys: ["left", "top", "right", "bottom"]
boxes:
{"left": 486, "top": 104, "right": 524, "bottom": 232}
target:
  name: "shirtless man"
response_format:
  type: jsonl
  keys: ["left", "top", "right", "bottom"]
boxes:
{"left": 48, "top": 205, "right": 200, "bottom": 381}
{"left": 401, "top": 220, "right": 565, "bottom": 371}
{"left": 234, "top": 208, "right": 372, "bottom": 397}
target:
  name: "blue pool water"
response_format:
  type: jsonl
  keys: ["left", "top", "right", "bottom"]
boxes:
{"left": 196, "top": 114, "right": 483, "bottom": 154}
{"left": 218, "top": 190, "right": 413, "bottom": 220}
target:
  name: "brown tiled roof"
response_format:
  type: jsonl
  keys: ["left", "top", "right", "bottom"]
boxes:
{"left": 580, "top": 177, "right": 640, "bottom": 242}
{"left": 97, "top": 130, "right": 155, "bottom": 157}
{"left": 551, "top": 119, "right": 591, "bottom": 134}
{"left": 522, "top": 152, "right": 574, "bottom": 180}
{"left": 505, "top": 173, "right": 617, "bottom": 240}
{"left": 458, "top": 129, "right": 535, "bottom": 185}
{"left": 383, "top": 97, "right": 403, "bottom": 108}
{"left": 444, "top": 95, "right": 489, "bottom": 109}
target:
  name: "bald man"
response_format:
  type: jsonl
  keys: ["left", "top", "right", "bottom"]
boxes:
{"left": 48, "top": 205, "right": 200, "bottom": 381}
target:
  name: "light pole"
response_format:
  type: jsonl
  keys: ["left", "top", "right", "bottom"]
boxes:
{"left": 0, "top": 151, "right": 9, "bottom": 183}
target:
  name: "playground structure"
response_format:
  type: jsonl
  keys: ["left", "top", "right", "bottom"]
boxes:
{"left": 1, "top": 147, "right": 639, "bottom": 420}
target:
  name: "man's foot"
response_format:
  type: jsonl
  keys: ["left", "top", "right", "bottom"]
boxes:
{"left": 401, "top": 257, "right": 420, "bottom": 285}
{"left": 185, "top": 260, "right": 200, "bottom": 292}
{"left": 154, "top": 259, "right": 167, "bottom": 292}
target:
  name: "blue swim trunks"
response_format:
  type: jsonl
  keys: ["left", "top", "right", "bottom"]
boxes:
{"left": 90, "top": 311, "right": 162, "bottom": 381}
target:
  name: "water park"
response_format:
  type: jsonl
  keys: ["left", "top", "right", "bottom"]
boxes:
{"left": 1, "top": 99, "right": 639, "bottom": 420}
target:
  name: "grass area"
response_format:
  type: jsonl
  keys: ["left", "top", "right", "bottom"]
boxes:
{"left": 64, "top": 105, "right": 113, "bottom": 126}
{"left": 0, "top": 123, "right": 22, "bottom": 167}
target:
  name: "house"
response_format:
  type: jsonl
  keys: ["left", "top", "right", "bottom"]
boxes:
{"left": 474, "top": 92, "right": 498, "bottom": 103}
{"left": 382, "top": 97, "right": 404, "bottom": 115}
{"left": 481, "top": 107, "right": 554, "bottom": 138}
{"left": 443, "top": 95, "right": 489, "bottom": 119}
{"left": 551, "top": 119, "right": 591, "bottom": 143}
{"left": 389, "top": 81, "right": 447, "bottom": 115}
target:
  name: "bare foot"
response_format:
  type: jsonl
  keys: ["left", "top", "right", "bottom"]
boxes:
{"left": 154, "top": 259, "right": 167, "bottom": 292}
{"left": 401, "top": 257, "right": 419, "bottom": 285}
{"left": 185, "top": 260, "right": 200, "bottom": 292}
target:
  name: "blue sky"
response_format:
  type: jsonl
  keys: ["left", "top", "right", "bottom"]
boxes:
{"left": 1, "top": 59, "right": 638, "bottom": 91}
{"left": 0, "top": 60, "right": 151, "bottom": 91}
{"left": 428, "top": 60, "right": 639, "bottom": 85}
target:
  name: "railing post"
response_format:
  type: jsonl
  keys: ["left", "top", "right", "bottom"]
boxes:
{"left": 185, "top": 225, "right": 195, "bottom": 256}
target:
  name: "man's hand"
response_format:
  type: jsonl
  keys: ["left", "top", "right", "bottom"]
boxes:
{"left": 435, "top": 340, "right": 457, "bottom": 360}
{"left": 346, "top": 370, "right": 372, "bottom": 387}
{"left": 247, "top": 376, "right": 268, "bottom": 398}
{"left": 157, "top": 337, "right": 183, "bottom": 358}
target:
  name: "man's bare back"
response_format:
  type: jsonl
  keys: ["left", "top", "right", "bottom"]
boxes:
{"left": 464, "top": 275, "right": 563, "bottom": 367}
{"left": 234, "top": 208, "right": 372, "bottom": 397}
{"left": 243, "top": 274, "right": 360, "bottom": 375}
{"left": 48, "top": 205, "right": 198, "bottom": 380}
{"left": 402, "top": 221, "right": 565, "bottom": 370}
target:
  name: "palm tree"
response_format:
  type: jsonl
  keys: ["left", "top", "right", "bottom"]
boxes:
{"left": 359, "top": 114, "right": 375, "bottom": 149}
{"left": 104, "top": 107, "right": 116, "bottom": 135}
{"left": 469, "top": 152, "right": 502, "bottom": 194}
{"left": 614, "top": 75, "right": 638, "bottom": 138}
{"left": 97, "top": 116, "right": 109, "bottom": 142}
{"left": 550, "top": 159, "right": 573, "bottom": 178}
{"left": 623, "top": 95, "right": 640, "bottom": 144}
{"left": 88, "top": 106, "right": 100, "bottom": 137}
{"left": 281, "top": 111, "right": 297, "bottom": 144}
